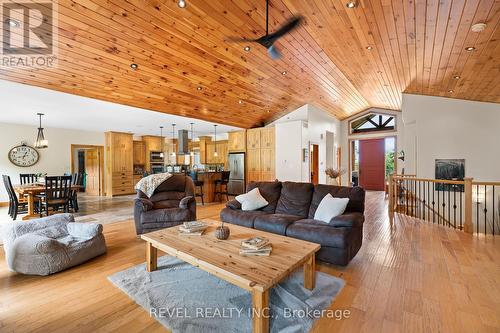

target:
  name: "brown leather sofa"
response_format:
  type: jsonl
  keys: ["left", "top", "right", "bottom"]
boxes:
{"left": 220, "top": 181, "right": 365, "bottom": 265}
{"left": 134, "top": 174, "right": 196, "bottom": 235}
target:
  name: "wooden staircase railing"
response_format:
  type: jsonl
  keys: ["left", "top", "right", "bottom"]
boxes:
{"left": 388, "top": 175, "right": 500, "bottom": 235}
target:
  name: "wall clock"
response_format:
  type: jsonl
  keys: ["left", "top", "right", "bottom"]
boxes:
{"left": 8, "top": 143, "right": 40, "bottom": 167}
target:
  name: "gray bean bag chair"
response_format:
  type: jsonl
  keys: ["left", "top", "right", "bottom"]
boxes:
{"left": 2, "top": 213, "right": 106, "bottom": 275}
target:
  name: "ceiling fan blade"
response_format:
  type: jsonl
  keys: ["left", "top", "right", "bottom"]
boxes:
{"left": 267, "top": 45, "right": 282, "bottom": 60}
{"left": 265, "top": 16, "right": 303, "bottom": 43}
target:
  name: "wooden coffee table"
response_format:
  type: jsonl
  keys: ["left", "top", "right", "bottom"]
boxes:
{"left": 141, "top": 218, "right": 320, "bottom": 333}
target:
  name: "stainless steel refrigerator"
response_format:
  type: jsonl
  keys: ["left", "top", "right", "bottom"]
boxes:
{"left": 227, "top": 153, "right": 245, "bottom": 195}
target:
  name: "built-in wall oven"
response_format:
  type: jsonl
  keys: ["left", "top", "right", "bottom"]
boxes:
{"left": 150, "top": 151, "right": 165, "bottom": 174}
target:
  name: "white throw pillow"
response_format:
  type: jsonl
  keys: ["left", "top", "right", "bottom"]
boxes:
{"left": 235, "top": 188, "right": 269, "bottom": 211}
{"left": 314, "top": 193, "right": 350, "bottom": 223}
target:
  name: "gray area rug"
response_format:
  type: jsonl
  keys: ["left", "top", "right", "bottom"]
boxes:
{"left": 108, "top": 256, "right": 345, "bottom": 333}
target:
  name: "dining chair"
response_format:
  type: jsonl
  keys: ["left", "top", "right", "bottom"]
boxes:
{"left": 2, "top": 175, "right": 28, "bottom": 220}
{"left": 19, "top": 173, "right": 37, "bottom": 185}
{"left": 188, "top": 171, "right": 204, "bottom": 205}
{"left": 39, "top": 176, "right": 72, "bottom": 217}
{"left": 69, "top": 173, "right": 82, "bottom": 212}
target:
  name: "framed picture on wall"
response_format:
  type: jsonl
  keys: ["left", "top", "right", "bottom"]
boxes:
{"left": 435, "top": 159, "right": 465, "bottom": 192}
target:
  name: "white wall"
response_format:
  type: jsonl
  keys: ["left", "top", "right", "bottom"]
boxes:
{"left": 275, "top": 121, "right": 307, "bottom": 182}
{"left": 273, "top": 104, "right": 340, "bottom": 184}
{"left": 339, "top": 108, "right": 404, "bottom": 186}
{"left": 0, "top": 122, "right": 104, "bottom": 201}
{"left": 402, "top": 94, "right": 500, "bottom": 181}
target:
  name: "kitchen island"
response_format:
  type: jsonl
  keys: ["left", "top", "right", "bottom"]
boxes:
{"left": 196, "top": 171, "right": 224, "bottom": 203}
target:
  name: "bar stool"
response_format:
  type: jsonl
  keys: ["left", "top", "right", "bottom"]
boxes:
{"left": 214, "top": 171, "right": 231, "bottom": 202}
{"left": 188, "top": 171, "right": 204, "bottom": 205}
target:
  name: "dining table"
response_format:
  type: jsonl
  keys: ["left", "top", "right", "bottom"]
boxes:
{"left": 13, "top": 183, "right": 82, "bottom": 220}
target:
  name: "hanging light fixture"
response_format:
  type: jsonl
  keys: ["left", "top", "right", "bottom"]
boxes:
{"left": 190, "top": 122, "right": 195, "bottom": 157}
{"left": 171, "top": 124, "right": 176, "bottom": 158}
{"left": 34, "top": 113, "right": 48, "bottom": 149}
{"left": 159, "top": 126, "right": 164, "bottom": 158}
{"left": 213, "top": 124, "right": 218, "bottom": 157}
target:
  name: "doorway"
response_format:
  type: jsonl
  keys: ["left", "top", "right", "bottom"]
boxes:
{"left": 310, "top": 144, "right": 319, "bottom": 185}
{"left": 71, "top": 145, "right": 104, "bottom": 196}
{"left": 349, "top": 137, "right": 396, "bottom": 191}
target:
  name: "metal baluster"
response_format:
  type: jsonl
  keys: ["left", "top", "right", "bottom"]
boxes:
{"left": 460, "top": 190, "right": 463, "bottom": 230}
{"left": 437, "top": 183, "right": 440, "bottom": 225}
{"left": 453, "top": 185, "right": 457, "bottom": 229}
{"left": 448, "top": 186, "right": 451, "bottom": 227}
{"left": 432, "top": 183, "right": 436, "bottom": 223}
{"left": 476, "top": 185, "right": 480, "bottom": 233}
{"left": 493, "top": 186, "right": 496, "bottom": 235}
{"left": 484, "top": 185, "right": 487, "bottom": 235}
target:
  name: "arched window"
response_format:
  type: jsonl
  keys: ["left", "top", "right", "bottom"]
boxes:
{"left": 350, "top": 112, "right": 395, "bottom": 134}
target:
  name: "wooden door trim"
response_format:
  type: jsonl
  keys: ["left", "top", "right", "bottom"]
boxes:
{"left": 347, "top": 135, "right": 397, "bottom": 188}
{"left": 70, "top": 144, "right": 105, "bottom": 196}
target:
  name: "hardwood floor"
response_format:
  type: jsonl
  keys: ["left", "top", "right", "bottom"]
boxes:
{"left": 1, "top": 192, "right": 499, "bottom": 333}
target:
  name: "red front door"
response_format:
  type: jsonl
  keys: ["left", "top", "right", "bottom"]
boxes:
{"left": 359, "top": 138, "right": 385, "bottom": 191}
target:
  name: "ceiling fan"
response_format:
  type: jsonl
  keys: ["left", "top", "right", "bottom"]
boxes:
{"left": 226, "top": 0, "right": 303, "bottom": 60}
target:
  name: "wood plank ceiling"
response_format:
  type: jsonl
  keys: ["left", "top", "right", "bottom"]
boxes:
{"left": 1, "top": 0, "right": 499, "bottom": 128}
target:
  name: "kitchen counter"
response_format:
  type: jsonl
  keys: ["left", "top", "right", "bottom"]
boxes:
{"left": 196, "top": 172, "right": 224, "bottom": 203}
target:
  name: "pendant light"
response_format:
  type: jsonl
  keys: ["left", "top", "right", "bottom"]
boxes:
{"left": 171, "top": 124, "right": 176, "bottom": 158}
{"left": 213, "top": 124, "right": 218, "bottom": 157}
{"left": 189, "top": 122, "right": 195, "bottom": 157}
{"left": 159, "top": 126, "right": 164, "bottom": 158}
{"left": 34, "top": 113, "right": 48, "bottom": 149}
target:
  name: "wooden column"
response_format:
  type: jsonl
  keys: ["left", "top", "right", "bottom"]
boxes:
{"left": 464, "top": 177, "right": 473, "bottom": 233}
{"left": 388, "top": 174, "right": 394, "bottom": 226}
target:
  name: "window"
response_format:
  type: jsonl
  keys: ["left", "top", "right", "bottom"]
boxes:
{"left": 350, "top": 113, "right": 395, "bottom": 134}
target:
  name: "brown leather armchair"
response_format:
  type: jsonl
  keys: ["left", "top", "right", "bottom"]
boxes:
{"left": 134, "top": 175, "right": 196, "bottom": 235}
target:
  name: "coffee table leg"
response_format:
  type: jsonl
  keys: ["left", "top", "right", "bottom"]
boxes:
{"left": 304, "top": 254, "right": 316, "bottom": 290}
{"left": 146, "top": 242, "right": 157, "bottom": 272}
{"left": 252, "top": 289, "right": 269, "bottom": 333}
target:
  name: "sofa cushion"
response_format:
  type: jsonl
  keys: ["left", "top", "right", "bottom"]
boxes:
{"left": 286, "top": 219, "right": 355, "bottom": 248}
{"left": 308, "top": 185, "right": 365, "bottom": 218}
{"left": 253, "top": 214, "right": 302, "bottom": 235}
{"left": 275, "top": 182, "right": 314, "bottom": 218}
{"left": 220, "top": 207, "right": 269, "bottom": 228}
{"left": 141, "top": 208, "right": 191, "bottom": 224}
{"left": 235, "top": 188, "right": 269, "bottom": 211}
{"left": 247, "top": 181, "right": 282, "bottom": 213}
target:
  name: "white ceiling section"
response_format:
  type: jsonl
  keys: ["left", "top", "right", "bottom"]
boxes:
{"left": 0, "top": 80, "right": 242, "bottom": 136}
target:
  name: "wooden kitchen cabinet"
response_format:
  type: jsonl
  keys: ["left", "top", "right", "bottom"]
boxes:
{"left": 260, "top": 127, "right": 275, "bottom": 149}
{"left": 246, "top": 128, "right": 261, "bottom": 149}
{"left": 133, "top": 141, "right": 145, "bottom": 165}
{"left": 105, "top": 132, "right": 134, "bottom": 196}
{"left": 260, "top": 148, "right": 275, "bottom": 181}
{"left": 246, "top": 148, "right": 261, "bottom": 183}
{"left": 228, "top": 130, "right": 246, "bottom": 152}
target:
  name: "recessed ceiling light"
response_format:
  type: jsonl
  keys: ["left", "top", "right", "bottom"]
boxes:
{"left": 465, "top": 46, "right": 475, "bottom": 51}
{"left": 243, "top": 46, "right": 251, "bottom": 52}
{"left": 267, "top": 110, "right": 270, "bottom": 113}
{"left": 453, "top": 75, "right": 460, "bottom": 79}
{"left": 281, "top": 71, "right": 287, "bottom": 75}
{"left": 366, "top": 46, "right": 373, "bottom": 50}
{"left": 197, "top": 86, "right": 203, "bottom": 91}
{"left": 178, "top": 0, "right": 186, "bottom": 8}
{"left": 238, "top": 100, "right": 243, "bottom": 104}
{"left": 471, "top": 23, "right": 486, "bottom": 33}
{"left": 448, "top": 90, "right": 454, "bottom": 93}
{"left": 130, "top": 63, "right": 138, "bottom": 70}
{"left": 346, "top": 1, "right": 356, "bottom": 8}
{"left": 7, "top": 19, "right": 19, "bottom": 28}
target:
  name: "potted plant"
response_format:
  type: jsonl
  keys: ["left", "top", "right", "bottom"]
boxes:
{"left": 325, "top": 168, "right": 345, "bottom": 186}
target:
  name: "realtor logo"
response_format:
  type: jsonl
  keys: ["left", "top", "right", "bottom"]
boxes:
{"left": 1, "top": 0, "right": 58, "bottom": 68}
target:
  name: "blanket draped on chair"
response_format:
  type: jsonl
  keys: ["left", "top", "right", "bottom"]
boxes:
{"left": 135, "top": 173, "right": 172, "bottom": 198}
